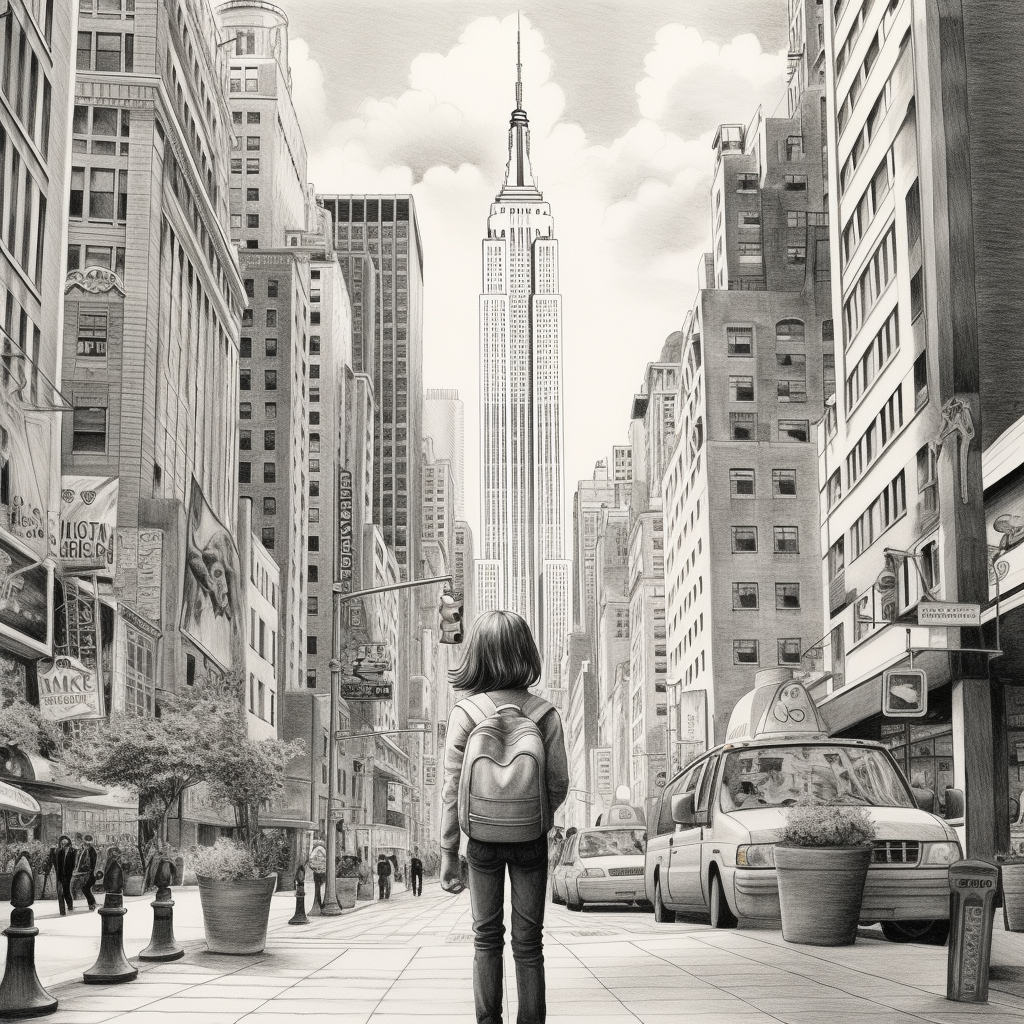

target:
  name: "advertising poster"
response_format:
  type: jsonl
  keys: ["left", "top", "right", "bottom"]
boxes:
{"left": 0, "top": 378, "right": 50, "bottom": 558}
{"left": 677, "top": 687, "right": 708, "bottom": 768}
{"left": 180, "top": 478, "right": 244, "bottom": 673}
{"left": 37, "top": 654, "right": 103, "bottom": 723}
{"left": 0, "top": 536, "right": 53, "bottom": 656}
{"left": 60, "top": 476, "right": 118, "bottom": 575}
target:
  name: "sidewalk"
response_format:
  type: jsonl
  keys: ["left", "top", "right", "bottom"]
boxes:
{"left": 2, "top": 882, "right": 1023, "bottom": 1023}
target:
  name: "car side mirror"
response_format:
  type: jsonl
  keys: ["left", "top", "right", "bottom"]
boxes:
{"left": 911, "top": 787, "right": 935, "bottom": 814}
{"left": 671, "top": 793, "right": 696, "bottom": 826}
{"left": 944, "top": 787, "right": 965, "bottom": 821}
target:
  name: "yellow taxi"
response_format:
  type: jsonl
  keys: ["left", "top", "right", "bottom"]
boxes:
{"left": 644, "top": 669, "right": 961, "bottom": 944}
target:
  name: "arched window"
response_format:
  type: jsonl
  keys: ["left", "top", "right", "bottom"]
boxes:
{"left": 776, "top": 319, "right": 805, "bottom": 343}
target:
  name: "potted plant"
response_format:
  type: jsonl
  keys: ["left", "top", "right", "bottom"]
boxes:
{"left": 998, "top": 855, "right": 1024, "bottom": 932}
{"left": 774, "top": 803, "right": 877, "bottom": 946}
{"left": 22, "top": 841, "right": 51, "bottom": 899}
{"left": 121, "top": 846, "right": 146, "bottom": 897}
{"left": 336, "top": 855, "right": 360, "bottom": 909}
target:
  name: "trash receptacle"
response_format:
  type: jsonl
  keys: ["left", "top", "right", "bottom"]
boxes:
{"left": 947, "top": 859, "right": 999, "bottom": 1003}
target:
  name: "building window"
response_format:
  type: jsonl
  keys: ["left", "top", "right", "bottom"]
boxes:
{"left": 264, "top": 430, "right": 275, "bottom": 451}
{"left": 265, "top": 338, "right": 277, "bottom": 357}
{"left": 265, "top": 309, "right": 277, "bottom": 328}
{"left": 307, "top": 636, "right": 317, "bottom": 656}
{"left": 309, "top": 364, "right": 320, "bottom": 380}
{"left": 921, "top": 540, "right": 940, "bottom": 592}
{"left": 914, "top": 352, "right": 928, "bottom": 409}
{"left": 264, "top": 370, "right": 277, "bottom": 390}
{"left": 730, "top": 412, "right": 756, "bottom": 441}
{"left": 772, "top": 469, "right": 796, "bottom": 496}
{"left": 246, "top": 213, "right": 259, "bottom": 228}
{"left": 263, "top": 462, "right": 276, "bottom": 483}
{"left": 246, "top": 187, "right": 259, "bottom": 201}
{"left": 906, "top": 178, "right": 922, "bottom": 249}
{"left": 240, "top": 369, "right": 251, "bottom": 390}
{"left": 309, "top": 410, "right": 320, "bottom": 425}
{"left": 733, "top": 640, "right": 759, "bottom": 664}
{"left": 787, "top": 246, "right": 807, "bottom": 265}
{"left": 239, "top": 430, "right": 251, "bottom": 451}
{"left": 247, "top": 111, "right": 261, "bottom": 125}
{"left": 727, "top": 326, "right": 753, "bottom": 356}
{"left": 783, "top": 175, "right": 807, "bottom": 191}
{"left": 730, "top": 469, "right": 755, "bottom": 497}
{"left": 76, "top": 312, "right": 108, "bottom": 357}
{"left": 732, "top": 583, "right": 759, "bottom": 610}
{"left": 263, "top": 497, "right": 276, "bottom": 515}
{"left": 737, "top": 173, "right": 758, "bottom": 191}
{"left": 774, "top": 526, "right": 799, "bottom": 553}
{"left": 245, "top": 67, "right": 259, "bottom": 92}
{"left": 828, "top": 537, "right": 845, "bottom": 582}
{"left": 309, "top": 508, "right": 320, "bottom": 524}
{"left": 738, "top": 241, "right": 762, "bottom": 264}
{"left": 246, "top": 135, "right": 260, "bottom": 151}
{"left": 261, "top": 527, "right": 275, "bottom": 549}
{"left": 308, "top": 535, "right": 320, "bottom": 552}
{"left": 309, "top": 480, "right": 320, "bottom": 497}
{"left": 729, "top": 376, "right": 754, "bottom": 402}
{"left": 239, "top": 402, "right": 251, "bottom": 420}
{"left": 246, "top": 158, "right": 259, "bottom": 174}
{"left": 309, "top": 387, "right": 320, "bottom": 402}
{"left": 910, "top": 268, "right": 924, "bottom": 321}
{"left": 306, "top": 669, "right": 317, "bottom": 689}
{"left": 72, "top": 405, "right": 106, "bottom": 453}
{"left": 239, "top": 337, "right": 252, "bottom": 358}
{"left": 308, "top": 565, "right": 319, "bottom": 583}
{"left": 310, "top": 433, "right": 320, "bottom": 453}
{"left": 776, "top": 583, "right": 801, "bottom": 609}
{"left": 88, "top": 168, "right": 115, "bottom": 219}
{"left": 267, "top": 278, "right": 278, "bottom": 297}
{"left": 917, "top": 444, "right": 938, "bottom": 514}
{"left": 265, "top": 402, "right": 277, "bottom": 418}
{"left": 826, "top": 469, "right": 842, "bottom": 509}
{"left": 778, "top": 639, "right": 802, "bottom": 665}
{"left": 308, "top": 596, "right": 319, "bottom": 615}
{"left": 787, "top": 210, "right": 807, "bottom": 229}
{"left": 778, "top": 419, "right": 809, "bottom": 442}
{"left": 239, "top": 462, "right": 251, "bottom": 483}
{"left": 731, "top": 527, "right": 757, "bottom": 553}
{"left": 124, "top": 627, "right": 156, "bottom": 716}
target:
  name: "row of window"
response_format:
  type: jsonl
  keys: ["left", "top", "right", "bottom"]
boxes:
{"left": 76, "top": 30, "right": 133, "bottom": 72}
{"left": 841, "top": 150, "right": 891, "bottom": 266}
{"left": 842, "top": 224, "right": 897, "bottom": 343}
{"left": 730, "top": 526, "right": 800, "bottom": 554}
{"left": 847, "top": 383, "right": 904, "bottom": 485}
{"left": 733, "top": 638, "right": 803, "bottom": 666}
{"left": 845, "top": 304, "right": 898, "bottom": 411}
{"left": 69, "top": 165, "right": 127, "bottom": 221}
{"left": 731, "top": 582, "right": 802, "bottom": 610}
{"left": 3, "top": 10, "right": 55, "bottom": 159}
{"left": 729, "top": 414, "right": 810, "bottom": 443}
{"left": 729, "top": 468, "right": 798, "bottom": 498}
{"left": 0, "top": 127, "right": 49, "bottom": 289}
{"left": 248, "top": 673, "right": 275, "bottom": 725}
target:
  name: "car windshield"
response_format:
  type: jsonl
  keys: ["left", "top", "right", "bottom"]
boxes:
{"left": 577, "top": 829, "right": 646, "bottom": 858}
{"left": 720, "top": 745, "right": 913, "bottom": 810}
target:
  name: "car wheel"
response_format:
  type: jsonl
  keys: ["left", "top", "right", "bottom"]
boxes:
{"left": 881, "top": 919, "right": 950, "bottom": 945}
{"left": 653, "top": 877, "right": 675, "bottom": 924}
{"left": 551, "top": 887, "right": 565, "bottom": 906}
{"left": 709, "top": 872, "right": 738, "bottom": 929}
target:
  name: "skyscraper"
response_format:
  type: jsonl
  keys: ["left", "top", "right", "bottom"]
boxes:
{"left": 478, "top": 33, "right": 567, "bottom": 678}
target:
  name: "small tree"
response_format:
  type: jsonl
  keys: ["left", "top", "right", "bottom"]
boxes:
{"left": 60, "top": 676, "right": 240, "bottom": 843}
{"left": 0, "top": 655, "right": 60, "bottom": 756}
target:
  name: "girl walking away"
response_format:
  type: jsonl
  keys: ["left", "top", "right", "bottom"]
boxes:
{"left": 376, "top": 854, "right": 392, "bottom": 900}
{"left": 440, "top": 610, "right": 569, "bottom": 1024}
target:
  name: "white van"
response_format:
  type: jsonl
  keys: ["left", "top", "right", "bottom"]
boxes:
{"left": 644, "top": 669, "right": 962, "bottom": 944}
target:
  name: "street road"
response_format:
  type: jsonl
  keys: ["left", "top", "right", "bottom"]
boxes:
{"left": 14, "top": 881, "right": 1024, "bottom": 1023}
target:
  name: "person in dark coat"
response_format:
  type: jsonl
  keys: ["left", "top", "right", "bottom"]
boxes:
{"left": 410, "top": 849, "right": 424, "bottom": 896}
{"left": 50, "top": 835, "right": 76, "bottom": 915}
{"left": 77, "top": 834, "right": 98, "bottom": 911}
{"left": 376, "top": 853, "right": 392, "bottom": 900}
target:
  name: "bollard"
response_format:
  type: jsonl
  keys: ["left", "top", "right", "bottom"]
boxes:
{"left": 308, "top": 871, "right": 324, "bottom": 917}
{"left": 138, "top": 859, "right": 183, "bottom": 962}
{"left": 947, "top": 859, "right": 999, "bottom": 1003}
{"left": 0, "top": 856, "right": 57, "bottom": 1018}
{"left": 289, "top": 864, "right": 309, "bottom": 925}
{"left": 83, "top": 860, "right": 138, "bottom": 985}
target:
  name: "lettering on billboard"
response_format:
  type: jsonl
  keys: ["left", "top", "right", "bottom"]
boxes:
{"left": 0, "top": 537, "right": 53, "bottom": 656}
{"left": 180, "top": 478, "right": 244, "bottom": 673}
{"left": 423, "top": 755, "right": 437, "bottom": 787}
{"left": 37, "top": 655, "right": 103, "bottom": 722}
{"left": 339, "top": 469, "right": 353, "bottom": 593}
{"left": 591, "top": 747, "right": 613, "bottom": 797}
{"left": 0, "top": 370, "right": 50, "bottom": 558}
{"left": 60, "top": 476, "right": 118, "bottom": 575}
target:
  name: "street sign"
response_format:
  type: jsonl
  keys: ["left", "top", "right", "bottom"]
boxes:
{"left": 917, "top": 603, "right": 981, "bottom": 627}
{"left": 340, "top": 681, "right": 393, "bottom": 701}
{"left": 882, "top": 668, "right": 928, "bottom": 718}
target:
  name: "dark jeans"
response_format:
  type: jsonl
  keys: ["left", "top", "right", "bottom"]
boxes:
{"left": 411, "top": 869, "right": 422, "bottom": 896}
{"left": 378, "top": 876, "right": 391, "bottom": 899}
{"left": 80, "top": 872, "right": 96, "bottom": 908}
{"left": 467, "top": 837, "right": 548, "bottom": 1024}
{"left": 57, "top": 877, "right": 74, "bottom": 914}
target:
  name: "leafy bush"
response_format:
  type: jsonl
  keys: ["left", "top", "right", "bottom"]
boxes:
{"left": 779, "top": 803, "right": 877, "bottom": 848}
{"left": 189, "top": 838, "right": 263, "bottom": 882}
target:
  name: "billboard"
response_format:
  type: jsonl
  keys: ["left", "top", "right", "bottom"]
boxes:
{"left": 339, "top": 469, "right": 353, "bottom": 593}
{"left": 591, "top": 747, "right": 613, "bottom": 797}
{"left": 0, "top": 536, "right": 53, "bottom": 656}
{"left": 60, "top": 476, "right": 118, "bottom": 575}
{"left": 37, "top": 654, "right": 103, "bottom": 723}
{"left": 0, "top": 384, "right": 51, "bottom": 558}
{"left": 180, "top": 478, "right": 244, "bottom": 674}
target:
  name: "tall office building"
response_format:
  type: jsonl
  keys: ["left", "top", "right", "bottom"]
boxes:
{"left": 478, "top": 37, "right": 568, "bottom": 676}
{"left": 424, "top": 389, "right": 465, "bottom": 521}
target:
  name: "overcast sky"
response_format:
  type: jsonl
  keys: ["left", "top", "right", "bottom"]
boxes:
{"left": 275, "top": 0, "right": 791, "bottom": 541}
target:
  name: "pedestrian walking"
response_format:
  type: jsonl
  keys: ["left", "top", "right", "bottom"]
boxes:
{"left": 376, "top": 853, "right": 392, "bottom": 900}
{"left": 77, "top": 834, "right": 98, "bottom": 911}
{"left": 440, "top": 609, "right": 569, "bottom": 1024}
{"left": 49, "top": 835, "right": 77, "bottom": 916}
{"left": 410, "top": 849, "right": 423, "bottom": 896}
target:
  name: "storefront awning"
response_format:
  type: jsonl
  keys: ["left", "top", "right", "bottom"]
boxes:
{"left": 0, "top": 750, "right": 107, "bottom": 804}
{"left": 262, "top": 817, "right": 316, "bottom": 830}
{"left": 0, "top": 780, "right": 40, "bottom": 815}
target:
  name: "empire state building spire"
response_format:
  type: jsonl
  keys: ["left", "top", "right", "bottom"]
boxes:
{"left": 498, "top": 17, "right": 542, "bottom": 201}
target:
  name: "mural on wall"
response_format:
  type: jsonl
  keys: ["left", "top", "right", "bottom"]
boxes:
{"left": 180, "top": 478, "right": 244, "bottom": 675}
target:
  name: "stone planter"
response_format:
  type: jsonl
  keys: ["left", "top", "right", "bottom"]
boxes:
{"left": 357, "top": 880, "right": 374, "bottom": 901}
{"left": 197, "top": 874, "right": 277, "bottom": 954}
{"left": 124, "top": 874, "right": 146, "bottom": 897}
{"left": 775, "top": 845, "right": 872, "bottom": 946}
{"left": 335, "top": 877, "right": 358, "bottom": 909}
{"left": 1002, "top": 863, "right": 1024, "bottom": 932}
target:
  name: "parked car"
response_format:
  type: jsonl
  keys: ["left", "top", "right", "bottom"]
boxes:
{"left": 551, "top": 825, "right": 647, "bottom": 911}
{"left": 644, "top": 670, "right": 961, "bottom": 944}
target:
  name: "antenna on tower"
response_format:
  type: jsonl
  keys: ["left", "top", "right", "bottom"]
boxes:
{"left": 515, "top": 12, "right": 523, "bottom": 109}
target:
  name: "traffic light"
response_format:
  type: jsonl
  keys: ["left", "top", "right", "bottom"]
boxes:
{"left": 439, "top": 592, "right": 464, "bottom": 644}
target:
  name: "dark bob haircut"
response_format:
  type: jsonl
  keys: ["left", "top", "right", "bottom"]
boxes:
{"left": 448, "top": 610, "right": 541, "bottom": 695}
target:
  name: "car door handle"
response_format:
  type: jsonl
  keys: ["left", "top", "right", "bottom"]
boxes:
{"left": 668, "top": 837, "right": 673, "bottom": 848}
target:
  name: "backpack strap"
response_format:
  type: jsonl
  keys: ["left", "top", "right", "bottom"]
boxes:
{"left": 457, "top": 693, "right": 497, "bottom": 728}
{"left": 521, "top": 694, "right": 555, "bottom": 725}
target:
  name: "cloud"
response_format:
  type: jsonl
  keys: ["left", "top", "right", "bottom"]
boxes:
{"left": 287, "top": 15, "right": 786, "bottom": 530}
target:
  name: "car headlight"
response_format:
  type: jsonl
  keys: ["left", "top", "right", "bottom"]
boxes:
{"left": 736, "top": 844, "right": 775, "bottom": 868}
{"left": 922, "top": 841, "right": 962, "bottom": 866}
{"left": 581, "top": 867, "right": 605, "bottom": 877}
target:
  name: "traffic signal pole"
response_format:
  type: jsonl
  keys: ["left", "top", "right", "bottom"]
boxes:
{"left": 323, "top": 574, "right": 455, "bottom": 915}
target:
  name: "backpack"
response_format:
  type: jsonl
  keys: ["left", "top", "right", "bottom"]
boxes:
{"left": 457, "top": 693, "right": 554, "bottom": 844}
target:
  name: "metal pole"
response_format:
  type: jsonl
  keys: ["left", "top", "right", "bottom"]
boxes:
{"left": 91, "top": 575, "right": 106, "bottom": 717}
{"left": 321, "top": 592, "right": 343, "bottom": 917}
{"left": 332, "top": 574, "right": 452, "bottom": 600}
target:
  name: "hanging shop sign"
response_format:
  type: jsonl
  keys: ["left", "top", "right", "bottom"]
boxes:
{"left": 339, "top": 470, "right": 353, "bottom": 594}
{"left": 37, "top": 654, "right": 103, "bottom": 722}
{"left": 60, "top": 476, "right": 118, "bottom": 575}
{"left": 0, "top": 536, "right": 53, "bottom": 657}
{"left": 591, "top": 748, "right": 613, "bottom": 797}
{"left": 883, "top": 668, "right": 928, "bottom": 718}
{"left": 917, "top": 603, "right": 981, "bottom": 627}
{"left": 339, "top": 681, "right": 393, "bottom": 701}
